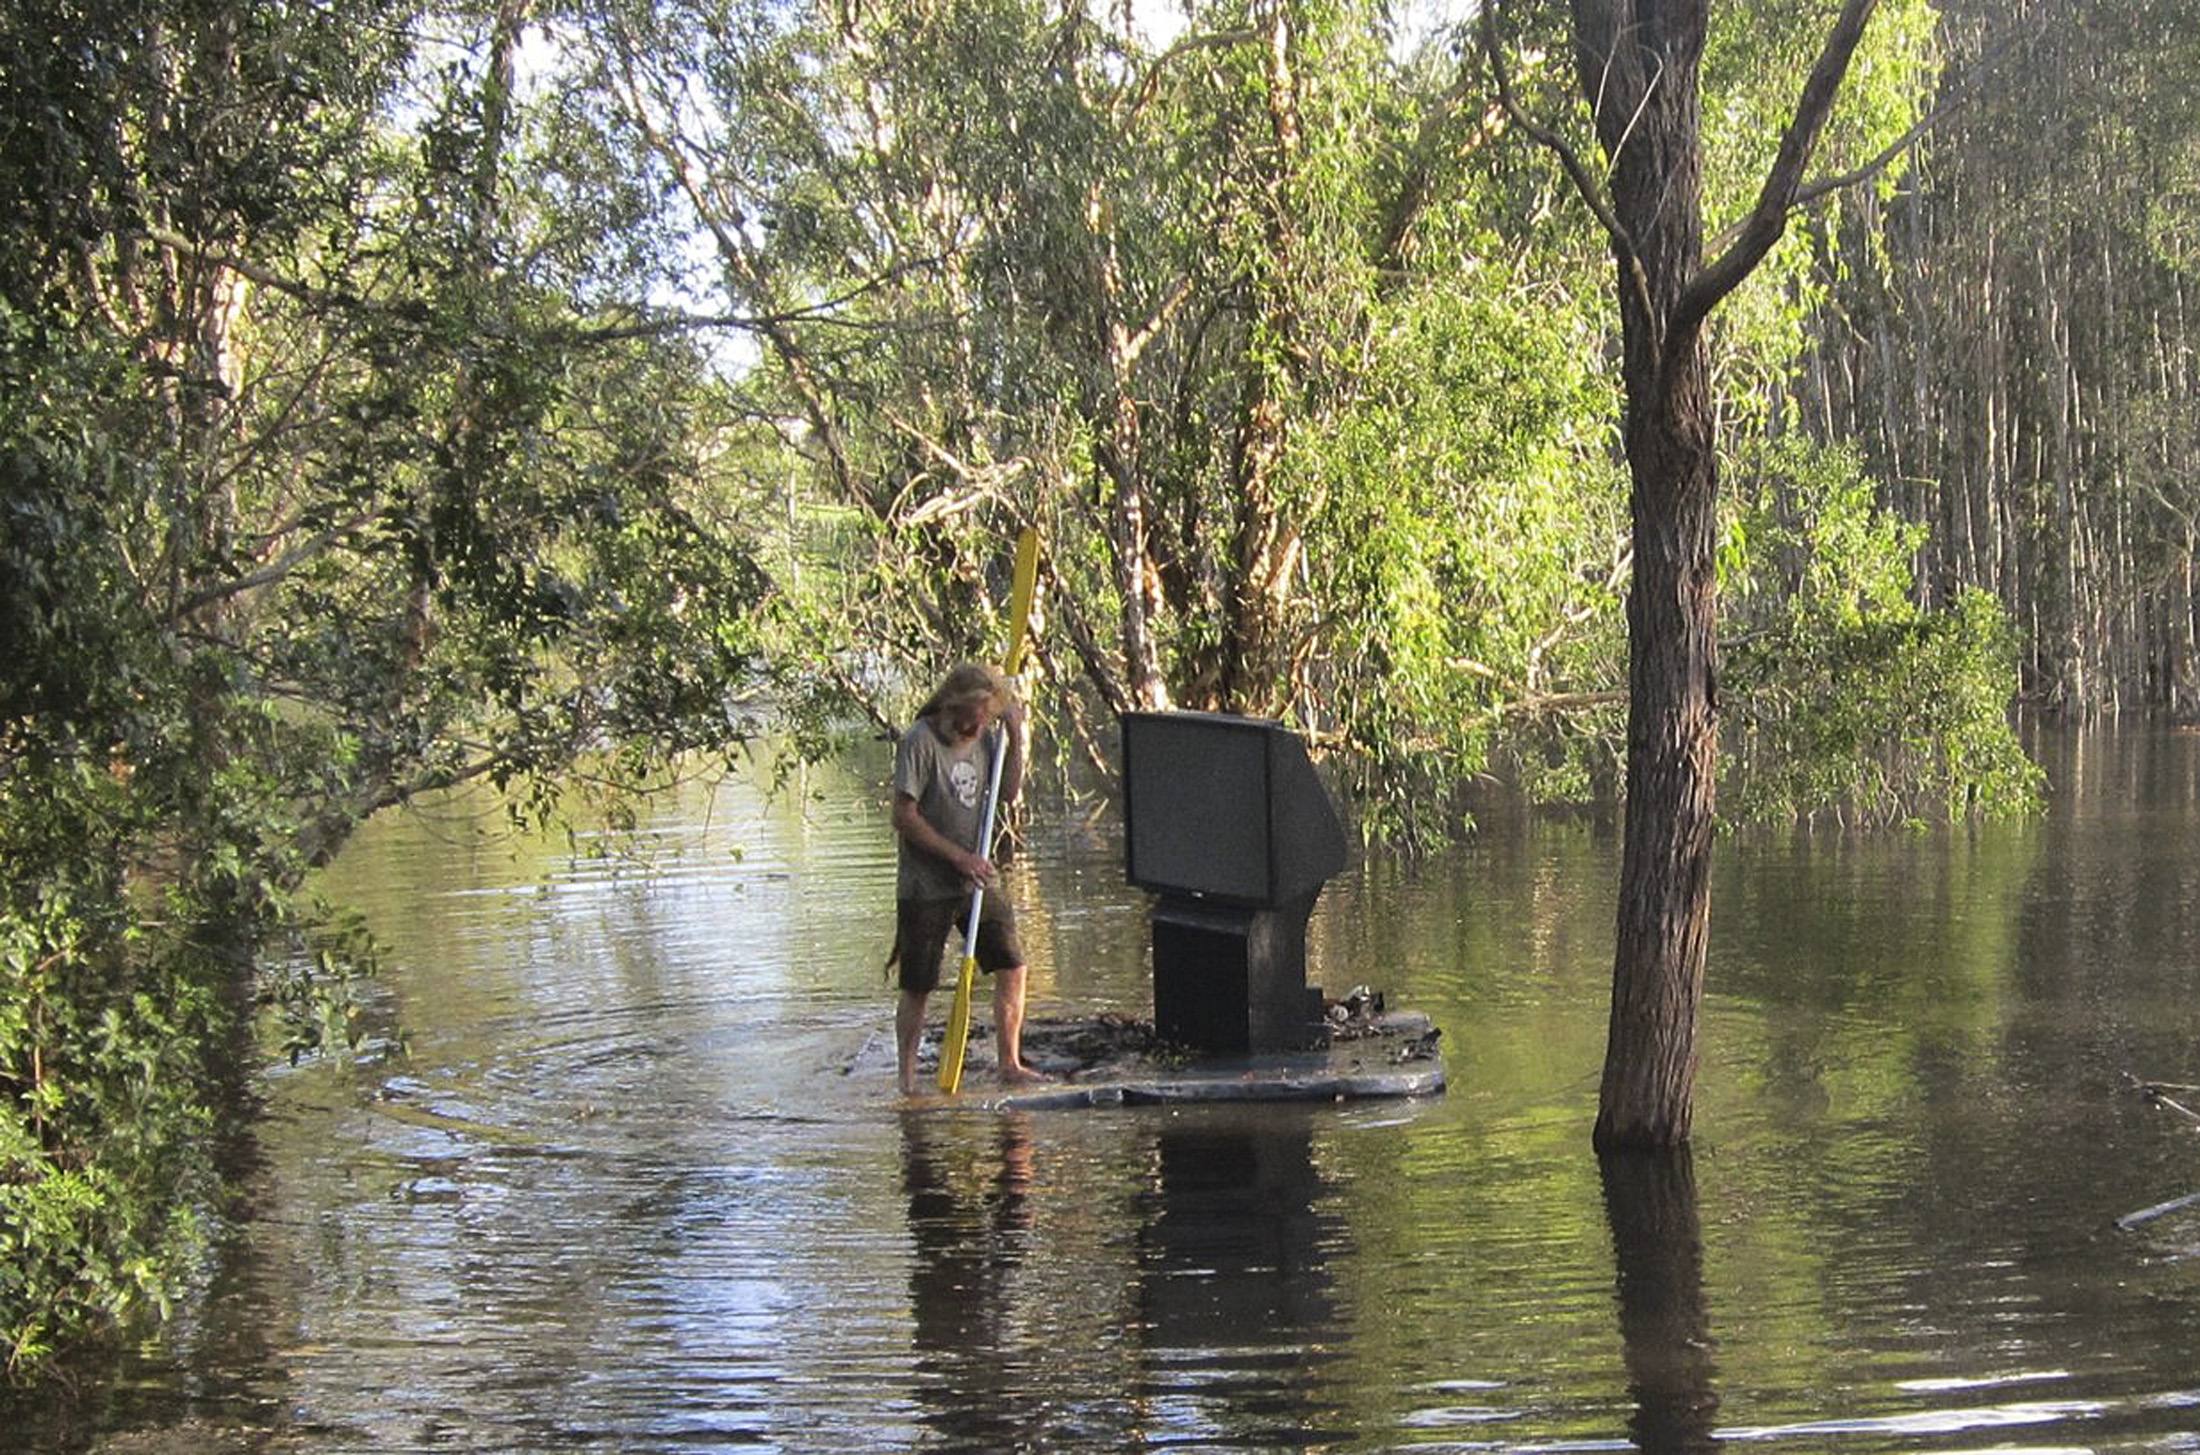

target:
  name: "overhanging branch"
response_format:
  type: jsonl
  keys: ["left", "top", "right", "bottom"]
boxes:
{"left": 1711, "top": 15, "right": 2031, "bottom": 249}
{"left": 1669, "top": 0, "right": 1880, "bottom": 357}
{"left": 1480, "top": 2, "right": 1654, "bottom": 332}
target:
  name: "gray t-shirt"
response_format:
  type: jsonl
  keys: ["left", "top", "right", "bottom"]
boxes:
{"left": 894, "top": 716, "right": 1002, "bottom": 900}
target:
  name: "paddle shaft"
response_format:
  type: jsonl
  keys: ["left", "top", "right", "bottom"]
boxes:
{"left": 958, "top": 726, "right": 1011, "bottom": 966}
{"left": 936, "top": 724, "right": 1009, "bottom": 1094}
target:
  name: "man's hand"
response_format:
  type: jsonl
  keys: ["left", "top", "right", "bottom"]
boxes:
{"left": 955, "top": 849, "right": 998, "bottom": 891}
{"left": 895, "top": 792, "right": 999, "bottom": 889}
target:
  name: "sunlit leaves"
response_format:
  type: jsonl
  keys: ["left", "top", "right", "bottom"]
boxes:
{"left": 1722, "top": 437, "right": 2041, "bottom": 826}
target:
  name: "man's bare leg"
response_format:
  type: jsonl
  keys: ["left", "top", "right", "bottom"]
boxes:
{"left": 895, "top": 989, "right": 929, "bottom": 1096}
{"left": 992, "top": 965, "right": 1048, "bottom": 1085}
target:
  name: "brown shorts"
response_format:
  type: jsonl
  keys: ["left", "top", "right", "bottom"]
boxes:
{"left": 895, "top": 894, "right": 1024, "bottom": 994}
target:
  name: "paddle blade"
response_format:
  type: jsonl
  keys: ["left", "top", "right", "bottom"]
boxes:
{"left": 1004, "top": 527, "right": 1039, "bottom": 676}
{"left": 936, "top": 953, "right": 977, "bottom": 1094}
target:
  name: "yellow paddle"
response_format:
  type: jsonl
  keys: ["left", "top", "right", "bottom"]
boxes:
{"left": 937, "top": 527, "right": 1040, "bottom": 1094}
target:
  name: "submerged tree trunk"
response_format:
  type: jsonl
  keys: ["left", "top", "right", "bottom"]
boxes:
{"left": 1496, "top": 0, "right": 1880, "bottom": 1148}
{"left": 1575, "top": 0, "right": 1723, "bottom": 1151}
{"left": 1601, "top": 357, "right": 1722, "bottom": 1147}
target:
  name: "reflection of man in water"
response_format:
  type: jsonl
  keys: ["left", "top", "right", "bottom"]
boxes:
{"left": 899, "top": 1112, "right": 1036, "bottom": 1447}
{"left": 889, "top": 663, "right": 1048, "bottom": 1095}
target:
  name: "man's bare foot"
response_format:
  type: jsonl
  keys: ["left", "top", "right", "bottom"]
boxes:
{"left": 998, "top": 1064, "right": 1054, "bottom": 1087}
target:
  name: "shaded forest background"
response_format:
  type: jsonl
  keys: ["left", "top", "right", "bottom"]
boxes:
{"left": 0, "top": 0, "right": 2192, "bottom": 1373}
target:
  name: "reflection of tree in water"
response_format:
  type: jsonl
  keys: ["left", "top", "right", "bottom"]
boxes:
{"left": 0, "top": 1124, "right": 290, "bottom": 1452}
{"left": 1133, "top": 1108, "right": 1352, "bottom": 1446}
{"left": 1601, "top": 1147, "right": 1721, "bottom": 1455}
{"left": 899, "top": 1111, "right": 1039, "bottom": 1450}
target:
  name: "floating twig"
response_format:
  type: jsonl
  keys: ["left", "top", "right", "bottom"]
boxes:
{"left": 2117, "top": 1189, "right": 2200, "bottom": 1231}
{"left": 2121, "top": 1072, "right": 2200, "bottom": 1128}
{"left": 2112, "top": 1075, "right": 2200, "bottom": 1231}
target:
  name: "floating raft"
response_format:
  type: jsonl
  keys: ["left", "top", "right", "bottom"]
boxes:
{"left": 934, "top": 1007, "right": 1447, "bottom": 1110}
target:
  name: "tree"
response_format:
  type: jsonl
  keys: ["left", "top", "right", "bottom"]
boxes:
{"left": 0, "top": 0, "right": 777, "bottom": 1366}
{"left": 1788, "top": 0, "right": 2200, "bottom": 720}
{"left": 578, "top": 0, "right": 1634, "bottom": 830}
{"left": 1721, "top": 438, "right": 2042, "bottom": 826}
{"left": 1486, "top": 0, "right": 1885, "bottom": 1148}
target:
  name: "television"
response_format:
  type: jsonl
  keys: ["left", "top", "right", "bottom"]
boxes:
{"left": 1120, "top": 711, "right": 1348, "bottom": 909}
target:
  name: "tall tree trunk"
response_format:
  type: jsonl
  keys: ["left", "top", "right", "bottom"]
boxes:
{"left": 1507, "top": 0, "right": 1879, "bottom": 1149}
{"left": 1600, "top": 356, "right": 1721, "bottom": 1148}
{"left": 1092, "top": 198, "right": 1171, "bottom": 714}
{"left": 2176, "top": 543, "right": 2200, "bottom": 719}
{"left": 1221, "top": 1, "right": 1311, "bottom": 720}
{"left": 1101, "top": 382, "right": 1170, "bottom": 713}
{"left": 1574, "top": 0, "right": 1722, "bottom": 1150}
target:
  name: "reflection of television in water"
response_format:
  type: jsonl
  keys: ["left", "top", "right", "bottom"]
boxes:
{"left": 1121, "top": 711, "right": 1347, "bottom": 909}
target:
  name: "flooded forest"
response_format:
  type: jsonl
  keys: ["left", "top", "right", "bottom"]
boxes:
{"left": 3, "top": 0, "right": 2198, "bottom": 1441}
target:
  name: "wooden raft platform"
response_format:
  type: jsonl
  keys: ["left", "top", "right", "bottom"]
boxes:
{"left": 918, "top": 1007, "right": 1447, "bottom": 1110}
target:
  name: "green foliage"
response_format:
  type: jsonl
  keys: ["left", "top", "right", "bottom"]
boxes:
{"left": 586, "top": 0, "right": 1647, "bottom": 845}
{"left": 1705, "top": 0, "right": 1941, "bottom": 426}
{"left": 0, "top": 747, "right": 214, "bottom": 1373}
{"left": 0, "top": 0, "right": 778, "bottom": 1375}
{"left": 1721, "top": 438, "right": 2043, "bottom": 825}
{"left": 1293, "top": 273, "right": 1628, "bottom": 845}
{"left": 1702, "top": 0, "right": 1939, "bottom": 213}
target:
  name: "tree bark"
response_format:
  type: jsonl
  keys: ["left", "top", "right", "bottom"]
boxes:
{"left": 1092, "top": 198, "right": 1171, "bottom": 714}
{"left": 1538, "top": 0, "right": 1880, "bottom": 1150}
{"left": 1220, "top": 1, "right": 1311, "bottom": 720}
{"left": 1565, "top": 0, "right": 1716, "bottom": 1150}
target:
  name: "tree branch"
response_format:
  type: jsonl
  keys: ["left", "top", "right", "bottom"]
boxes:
{"left": 1670, "top": 0, "right": 1880, "bottom": 354}
{"left": 141, "top": 224, "right": 885, "bottom": 347}
{"left": 1122, "top": 275, "right": 1195, "bottom": 371}
{"left": 139, "top": 225, "right": 402, "bottom": 320}
{"left": 1126, "top": 28, "right": 1263, "bottom": 120}
{"left": 1480, "top": 2, "right": 1654, "bottom": 331}
{"left": 1709, "top": 14, "right": 2031, "bottom": 250}
{"left": 170, "top": 512, "right": 376, "bottom": 621}
{"left": 1788, "top": 107, "right": 1933, "bottom": 212}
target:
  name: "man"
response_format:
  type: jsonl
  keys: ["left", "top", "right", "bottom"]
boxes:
{"left": 891, "top": 663, "right": 1049, "bottom": 1095}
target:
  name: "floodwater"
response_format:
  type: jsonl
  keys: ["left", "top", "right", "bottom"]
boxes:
{"left": 21, "top": 728, "right": 2200, "bottom": 1453}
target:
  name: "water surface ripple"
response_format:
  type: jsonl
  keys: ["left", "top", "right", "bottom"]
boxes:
{"left": 22, "top": 731, "right": 2200, "bottom": 1453}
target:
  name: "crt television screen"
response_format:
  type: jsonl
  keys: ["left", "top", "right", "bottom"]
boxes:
{"left": 1122, "top": 712, "right": 1274, "bottom": 903}
{"left": 1121, "top": 711, "right": 1346, "bottom": 907}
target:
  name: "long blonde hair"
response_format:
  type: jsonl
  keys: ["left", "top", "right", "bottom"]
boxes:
{"left": 918, "top": 662, "right": 1011, "bottom": 720}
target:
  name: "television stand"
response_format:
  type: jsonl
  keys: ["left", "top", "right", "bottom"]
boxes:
{"left": 1150, "top": 892, "right": 1326, "bottom": 1055}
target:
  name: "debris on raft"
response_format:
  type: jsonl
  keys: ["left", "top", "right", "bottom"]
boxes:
{"left": 1326, "top": 984, "right": 1388, "bottom": 1038}
{"left": 845, "top": 991, "right": 1447, "bottom": 1107}
{"left": 1020, "top": 1013, "right": 1167, "bottom": 1078}
{"left": 1006, "top": 991, "right": 1441, "bottom": 1076}
{"left": 905, "top": 995, "right": 1446, "bottom": 1109}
